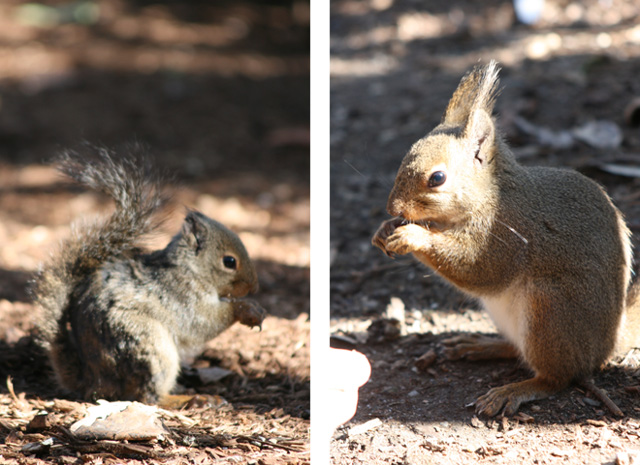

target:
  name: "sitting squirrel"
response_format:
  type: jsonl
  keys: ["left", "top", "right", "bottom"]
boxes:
{"left": 34, "top": 149, "right": 266, "bottom": 403}
{"left": 372, "top": 61, "right": 640, "bottom": 416}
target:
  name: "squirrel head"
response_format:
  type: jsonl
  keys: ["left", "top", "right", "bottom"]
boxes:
{"left": 175, "top": 210, "right": 259, "bottom": 298}
{"left": 387, "top": 61, "right": 502, "bottom": 225}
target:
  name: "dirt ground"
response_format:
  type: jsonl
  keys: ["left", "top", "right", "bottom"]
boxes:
{"left": 330, "top": 0, "right": 640, "bottom": 463}
{"left": 0, "top": 1, "right": 309, "bottom": 464}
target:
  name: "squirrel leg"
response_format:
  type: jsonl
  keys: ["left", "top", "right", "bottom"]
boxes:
{"left": 475, "top": 375, "right": 567, "bottom": 417}
{"left": 75, "top": 316, "right": 181, "bottom": 403}
{"left": 441, "top": 334, "right": 519, "bottom": 361}
{"left": 126, "top": 320, "right": 181, "bottom": 403}
{"left": 474, "top": 289, "right": 582, "bottom": 417}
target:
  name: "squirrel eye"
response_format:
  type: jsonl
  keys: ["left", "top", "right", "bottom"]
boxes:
{"left": 428, "top": 171, "right": 447, "bottom": 188}
{"left": 222, "top": 256, "right": 237, "bottom": 270}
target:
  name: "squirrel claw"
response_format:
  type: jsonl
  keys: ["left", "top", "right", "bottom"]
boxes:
{"left": 475, "top": 386, "right": 519, "bottom": 417}
{"left": 371, "top": 236, "right": 389, "bottom": 257}
{"left": 372, "top": 217, "right": 406, "bottom": 257}
{"left": 475, "top": 377, "right": 558, "bottom": 417}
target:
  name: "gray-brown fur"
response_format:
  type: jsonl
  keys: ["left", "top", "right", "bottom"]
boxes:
{"left": 373, "top": 61, "right": 639, "bottom": 416}
{"left": 34, "top": 149, "right": 265, "bottom": 403}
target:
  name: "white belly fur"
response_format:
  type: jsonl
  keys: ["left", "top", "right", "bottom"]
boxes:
{"left": 479, "top": 282, "right": 528, "bottom": 355}
{"left": 178, "top": 291, "right": 221, "bottom": 362}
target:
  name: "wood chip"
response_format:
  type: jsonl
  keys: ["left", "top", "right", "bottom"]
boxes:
{"left": 348, "top": 418, "right": 382, "bottom": 437}
{"left": 26, "top": 413, "right": 50, "bottom": 432}
{"left": 53, "top": 399, "right": 84, "bottom": 413}
{"left": 20, "top": 437, "right": 53, "bottom": 455}
{"left": 422, "top": 437, "right": 445, "bottom": 452}
{"left": 586, "top": 419, "right": 608, "bottom": 427}
{"left": 415, "top": 349, "right": 437, "bottom": 371}
{"left": 470, "top": 416, "right": 484, "bottom": 428}
{"left": 6, "top": 377, "right": 30, "bottom": 413}
{"left": 513, "top": 412, "right": 535, "bottom": 423}
{"left": 550, "top": 449, "right": 571, "bottom": 458}
{"left": 500, "top": 416, "right": 509, "bottom": 431}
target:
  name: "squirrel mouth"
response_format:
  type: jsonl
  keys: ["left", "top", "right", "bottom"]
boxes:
{"left": 399, "top": 218, "right": 432, "bottom": 229}
{"left": 399, "top": 217, "right": 449, "bottom": 232}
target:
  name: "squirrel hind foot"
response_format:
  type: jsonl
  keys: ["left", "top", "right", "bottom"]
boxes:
{"left": 475, "top": 375, "right": 566, "bottom": 417}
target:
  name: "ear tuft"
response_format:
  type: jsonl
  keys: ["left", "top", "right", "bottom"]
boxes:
{"left": 442, "top": 60, "right": 501, "bottom": 128}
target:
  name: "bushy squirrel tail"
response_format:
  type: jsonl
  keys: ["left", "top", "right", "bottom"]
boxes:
{"left": 33, "top": 146, "right": 169, "bottom": 346}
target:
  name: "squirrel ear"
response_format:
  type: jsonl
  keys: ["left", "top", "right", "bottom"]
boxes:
{"left": 463, "top": 109, "right": 495, "bottom": 166}
{"left": 442, "top": 61, "right": 501, "bottom": 127}
{"left": 182, "top": 211, "right": 207, "bottom": 254}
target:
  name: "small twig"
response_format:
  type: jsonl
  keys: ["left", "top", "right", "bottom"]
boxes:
{"left": 579, "top": 379, "right": 624, "bottom": 417}
{"left": 237, "top": 435, "right": 307, "bottom": 453}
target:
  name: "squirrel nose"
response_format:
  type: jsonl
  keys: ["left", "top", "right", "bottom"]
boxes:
{"left": 386, "top": 201, "right": 395, "bottom": 216}
{"left": 387, "top": 200, "right": 402, "bottom": 218}
{"left": 251, "top": 281, "right": 259, "bottom": 294}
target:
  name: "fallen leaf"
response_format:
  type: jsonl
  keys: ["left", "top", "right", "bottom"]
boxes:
{"left": 70, "top": 400, "right": 168, "bottom": 441}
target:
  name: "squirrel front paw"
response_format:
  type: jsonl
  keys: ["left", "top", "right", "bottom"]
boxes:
{"left": 385, "top": 223, "right": 429, "bottom": 256}
{"left": 372, "top": 217, "right": 405, "bottom": 257}
{"left": 233, "top": 299, "right": 267, "bottom": 329}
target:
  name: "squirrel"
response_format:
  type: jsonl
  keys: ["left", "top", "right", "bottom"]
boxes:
{"left": 372, "top": 61, "right": 640, "bottom": 417}
{"left": 33, "top": 148, "right": 266, "bottom": 404}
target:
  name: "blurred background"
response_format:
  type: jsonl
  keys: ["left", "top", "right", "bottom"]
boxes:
{"left": 0, "top": 0, "right": 310, "bottom": 284}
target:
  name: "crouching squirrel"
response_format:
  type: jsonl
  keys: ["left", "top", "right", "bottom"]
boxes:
{"left": 34, "top": 149, "right": 266, "bottom": 403}
{"left": 372, "top": 61, "right": 640, "bottom": 416}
